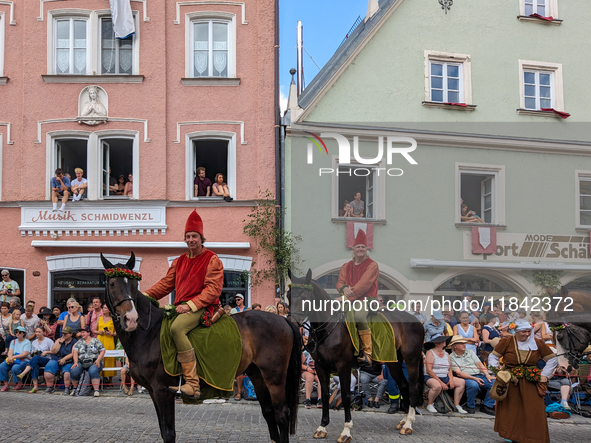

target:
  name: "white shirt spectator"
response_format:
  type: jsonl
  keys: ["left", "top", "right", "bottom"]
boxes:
{"left": 22, "top": 313, "right": 40, "bottom": 338}
{"left": 31, "top": 336, "right": 54, "bottom": 353}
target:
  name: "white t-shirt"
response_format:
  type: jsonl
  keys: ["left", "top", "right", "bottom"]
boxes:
{"left": 72, "top": 177, "right": 88, "bottom": 188}
{"left": 31, "top": 337, "right": 54, "bottom": 353}
{"left": 22, "top": 314, "right": 40, "bottom": 337}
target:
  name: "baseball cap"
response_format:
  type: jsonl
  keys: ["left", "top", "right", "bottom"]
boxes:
{"left": 235, "top": 294, "right": 244, "bottom": 299}
{"left": 462, "top": 291, "right": 474, "bottom": 297}
{"left": 15, "top": 326, "right": 27, "bottom": 333}
{"left": 432, "top": 310, "right": 444, "bottom": 320}
{"left": 62, "top": 326, "right": 75, "bottom": 335}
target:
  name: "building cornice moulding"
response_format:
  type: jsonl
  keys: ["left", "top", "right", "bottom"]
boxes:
{"left": 33, "top": 241, "right": 251, "bottom": 249}
{"left": 35, "top": 118, "right": 151, "bottom": 143}
{"left": 174, "top": 121, "right": 247, "bottom": 144}
{"left": 42, "top": 75, "right": 144, "bottom": 84}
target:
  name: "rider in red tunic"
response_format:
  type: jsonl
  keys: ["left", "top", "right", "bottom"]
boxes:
{"left": 336, "top": 230, "right": 378, "bottom": 366}
{"left": 145, "top": 209, "right": 224, "bottom": 398}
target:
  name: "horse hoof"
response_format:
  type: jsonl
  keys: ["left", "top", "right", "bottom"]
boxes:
{"left": 400, "top": 428, "right": 412, "bottom": 435}
{"left": 396, "top": 423, "right": 403, "bottom": 430}
{"left": 313, "top": 431, "right": 327, "bottom": 439}
{"left": 336, "top": 436, "right": 352, "bottom": 443}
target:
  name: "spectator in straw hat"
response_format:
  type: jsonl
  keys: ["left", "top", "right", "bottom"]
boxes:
{"left": 448, "top": 335, "right": 496, "bottom": 415}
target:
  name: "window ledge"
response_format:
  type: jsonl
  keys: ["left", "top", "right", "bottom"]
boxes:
{"left": 181, "top": 77, "right": 241, "bottom": 86}
{"left": 455, "top": 223, "right": 507, "bottom": 229}
{"left": 422, "top": 101, "right": 477, "bottom": 111}
{"left": 0, "top": 77, "right": 7, "bottom": 85}
{"left": 575, "top": 227, "right": 591, "bottom": 233}
{"left": 331, "top": 218, "right": 387, "bottom": 225}
{"left": 42, "top": 75, "right": 145, "bottom": 84}
{"left": 517, "top": 15, "right": 562, "bottom": 25}
{"left": 516, "top": 108, "right": 564, "bottom": 118}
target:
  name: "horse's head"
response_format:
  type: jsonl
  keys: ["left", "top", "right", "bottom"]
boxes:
{"left": 287, "top": 268, "right": 315, "bottom": 324}
{"left": 554, "top": 324, "right": 591, "bottom": 370}
{"left": 100, "top": 252, "right": 140, "bottom": 332}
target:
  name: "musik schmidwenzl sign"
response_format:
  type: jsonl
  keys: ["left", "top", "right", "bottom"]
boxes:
{"left": 463, "top": 231, "right": 591, "bottom": 262}
{"left": 19, "top": 203, "right": 167, "bottom": 236}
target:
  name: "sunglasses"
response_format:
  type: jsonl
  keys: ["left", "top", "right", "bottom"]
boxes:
{"left": 68, "top": 306, "right": 76, "bottom": 309}
{"left": 1, "top": 274, "right": 8, "bottom": 277}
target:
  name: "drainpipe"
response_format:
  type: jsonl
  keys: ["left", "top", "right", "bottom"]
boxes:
{"left": 274, "top": 0, "right": 283, "bottom": 298}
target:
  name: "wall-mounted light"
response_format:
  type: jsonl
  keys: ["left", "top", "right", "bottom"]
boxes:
{"left": 439, "top": 0, "right": 453, "bottom": 14}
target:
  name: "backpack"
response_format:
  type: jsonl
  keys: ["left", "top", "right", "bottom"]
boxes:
{"left": 433, "top": 390, "right": 455, "bottom": 414}
{"left": 351, "top": 390, "right": 365, "bottom": 411}
{"left": 329, "top": 389, "right": 342, "bottom": 410}
{"left": 74, "top": 370, "right": 94, "bottom": 397}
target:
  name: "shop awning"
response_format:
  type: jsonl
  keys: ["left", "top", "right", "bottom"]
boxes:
{"left": 410, "top": 259, "right": 591, "bottom": 271}
{"left": 31, "top": 241, "right": 250, "bottom": 249}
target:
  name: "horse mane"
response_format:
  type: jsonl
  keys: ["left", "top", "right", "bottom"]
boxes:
{"left": 310, "top": 279, "right": 333, "bottom": 301}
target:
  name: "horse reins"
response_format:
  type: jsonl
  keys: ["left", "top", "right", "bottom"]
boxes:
{"left": 105, "top": 278, "right": 152, "bottom": 331}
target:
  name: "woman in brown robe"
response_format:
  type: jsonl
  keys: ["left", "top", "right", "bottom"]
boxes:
{"left": 489, "top": 320, "right": 557, "bottom": 443}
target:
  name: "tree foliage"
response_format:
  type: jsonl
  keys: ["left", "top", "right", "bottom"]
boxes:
{"left": 532, "top": 270, "right": 563, "bottom": 295}
{"left": 242, "top": 189, "right": 302, "bottom": 287}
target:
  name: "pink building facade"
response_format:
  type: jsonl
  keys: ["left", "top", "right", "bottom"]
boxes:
{"left": 0, "top": 0, "right": 277, "bottom": 310}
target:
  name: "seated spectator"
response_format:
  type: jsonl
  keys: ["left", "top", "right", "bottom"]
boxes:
{"left": 114, "top": 175, "right": 126, "bottom": 195}
{"left": 302, "top": 350, "right": 322, "bottom": 409}
{"left": 265, "top": 305, "right": 277, "bottom": 314}
{"left": 0, "top": 326, "right": 31, "bottom": 391}
{"left": 251, "top": 303, "right": 262, "bottom": 310}
{"left": 548, "top": 363, "right": 575, "bottom": 410}
{"left": 5, "top": 308, "right": 24, "bottom": 350}
{"left": 8, "top": 295, "right": 22, "bottom": 313}
{"left": 223, "top": 305, "right": 232, "bottom": 315}
{"left": 43, "top": 326, "right": 77, "bottom": 394}
{"left": 16, "top": 326, "right": 54, "bottom": 393}
{"left": 339, "top": 200, "right": 353, "bottom": 217}
{"left": 70, "top": 168, "right": 88, "bottom": 201}
{"left": 359, "top": 362, "right": 388, "bottom": 408}
{"left": 22, "top": 305, "right": 40, "bottom": 341}
{"left": 468, "top": 308, "right": 482, "bottom": 336}
{"left": 448, "top": 335, "right": 495, "bottom": 415}
{"left": 124, "top": 173, "right": 133, "bottom": 197}
{"left": 194, "top": 166, "right": 212, "bottom": 197}
{"left": 412, "top": 307, "right": 427, "bottom": 324}
{"left": 480, "top": 313, "right": 500, "bottom": 363}
{"left": 531, "top": 312, "right": 552, "bottom": 342}
{"left": 460, "top": 204, "right": 483, "bottom": 223}
{"left": 453, "top": 311, "right": 479, "bottom": 355}
{"left": 51, "top": 168, "right": 71, "bottom": 212}
{"left": 212, "top": 173, "right": 233, "bottom": 202}
{"left": 230, "top": 294, "right": 247, "bottom": 314}
{"left": 0, "top": 302, "right": 11, "bottom": 349}
{"left": 424, "top": 334, "right": 468, "bottom": 414}
{"left": 121, "top": 355, "right": 135, "bottom": 396}
{"left": 424, "top": 310, "right": 446, "bottom": 342}
{"left": 350, "top": 192, "right": 365, "bottom": 218}
{"left": 276, "top": 302, "right": 288, "bottom": 318}
{"left": 70, "top": 326, "right": 105, "bottom": 397}
{"left": 1, "top": 270, "right": 21, "bottom": 303}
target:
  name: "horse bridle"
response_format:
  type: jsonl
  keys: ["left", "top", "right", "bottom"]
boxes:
{"left": 105, "top": 277, "right": 151, "bottom": 331}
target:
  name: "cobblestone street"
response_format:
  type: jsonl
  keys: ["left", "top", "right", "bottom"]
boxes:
{"left": 2, "top": 391, "right": 590, "bottom": 442}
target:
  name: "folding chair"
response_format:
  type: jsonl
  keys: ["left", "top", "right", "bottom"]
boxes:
{"left": 100, "top": 349, "right": 126, "bottom": 391}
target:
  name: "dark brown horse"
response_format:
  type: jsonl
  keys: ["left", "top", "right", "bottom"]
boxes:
{"left": 288, "top": 269, "right": 425, "bottom": 441}
{"left": 101, "top": 253, "right": 302, "bottom": 443}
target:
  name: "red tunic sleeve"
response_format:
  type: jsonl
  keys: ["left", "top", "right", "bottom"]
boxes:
{"left": 145, "top": 258, "right": 178, "bottom": 300}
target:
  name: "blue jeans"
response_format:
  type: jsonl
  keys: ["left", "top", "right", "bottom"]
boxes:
{"left": 464, "top": 374, "right": 495, "bottom": 408}
{"left": 26, "top": 356, "right": 52, "bottom": 380}
{"left": 70, "top": 362, "right": 103, "bottom": 381}
{"left": 44, "top": 359, "right": 73, "bottom": 376}
{"left": 383, "top": 362, "right": 408, "bottom": 402}
{"left": 0, "top": 359, "right": 28, "bottom": 382}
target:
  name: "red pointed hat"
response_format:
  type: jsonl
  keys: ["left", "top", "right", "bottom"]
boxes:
{"left": 353, "top": 230, "right": 368, "bottom": 247}
{"left": 185, "top": 209, "right": 204, "bottom": 236}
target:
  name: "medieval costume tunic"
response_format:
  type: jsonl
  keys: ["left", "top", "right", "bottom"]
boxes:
{"left": 489, "top": 327, "right": 557, "bottom": 443}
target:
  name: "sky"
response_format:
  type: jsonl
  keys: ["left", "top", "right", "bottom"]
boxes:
{"left": 279, "top": 0, "right": 369, "bottom": 111}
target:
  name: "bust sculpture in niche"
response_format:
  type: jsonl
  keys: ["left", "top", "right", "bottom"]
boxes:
{"left": 78, "top": 86, "right": 107, "bottom": 126}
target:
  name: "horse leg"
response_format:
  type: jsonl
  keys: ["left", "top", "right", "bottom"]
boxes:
{"left": 147, "top": 385, "right": 177, "bottom": 443}
{"left": 336, "top": 364, "right": 353, "bottom": 443}
{"left": 247, "top": 369, "right": 282, "bottom": 443}
{"left": 314, "top": 365, "right": 331, "bottom": 439}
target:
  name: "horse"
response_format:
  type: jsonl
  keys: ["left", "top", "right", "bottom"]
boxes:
{"left": 100, "top": 253, "right": 302, "bottom": 443}
{"left": 287, "top": 269, "right": 425, "bottom": 441}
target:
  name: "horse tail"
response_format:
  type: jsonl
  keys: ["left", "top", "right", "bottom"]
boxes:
{"left": 285, "top": 319, "right": 302, "bottom": 435}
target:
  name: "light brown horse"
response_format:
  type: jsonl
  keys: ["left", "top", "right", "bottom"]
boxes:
{"left": 101, "top": 253, "right": 302, "bottom": 443}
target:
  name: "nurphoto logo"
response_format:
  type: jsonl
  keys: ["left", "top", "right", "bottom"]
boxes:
{"left": 304, "top": 132, "right": 418, "bottom": 176}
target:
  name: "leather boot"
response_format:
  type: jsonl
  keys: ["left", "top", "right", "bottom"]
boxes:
{"left": 169, "top": 349, "right": 201, "bottom": 398}
{"left": 358, "top": 329, "right": 373, "bottom": 366}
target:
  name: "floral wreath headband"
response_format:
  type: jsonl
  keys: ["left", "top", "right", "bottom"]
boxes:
{"left": 289, "top": 283, "right": 313, "bottom": 290}
{"left": 104, "top": 268, "right": 142, "bottom": 281}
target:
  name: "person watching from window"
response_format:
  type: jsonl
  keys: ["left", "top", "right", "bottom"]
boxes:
{"left": 461, "top": 204, "right": 483, "bottom": 223}
{"left": 124, "top": 173, "right": 133, "bottom": 197}
{"left": 194, "top": 167, "right": 212, "bottom": 197}
{"left": 339, "top": 200, "right": 353, "bottom": 217}
{"left": 51, "top": 168, "right": 71, "bottom": 212}
{"left": 71, "top": 168, "right": 88, "bottom": 201}
{"left": 114, "top": 175, "right": 126, "bottom": 195}
{"left": 350, "top": 192, "right": 365, "bottom": 218}
{"left": 212, "top": 173, "right": 233, "bottom": 202}
{"left": 0, "top": 270, "right": 21, "bottom": 302}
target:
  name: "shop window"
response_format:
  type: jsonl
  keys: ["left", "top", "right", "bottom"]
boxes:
{"left": 51, "top": 270, "right": 106, "bottom": 313}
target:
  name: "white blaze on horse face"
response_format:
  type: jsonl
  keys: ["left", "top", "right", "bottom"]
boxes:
{"left": 123, "top": 300, "right": 139, "bottom": 331}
